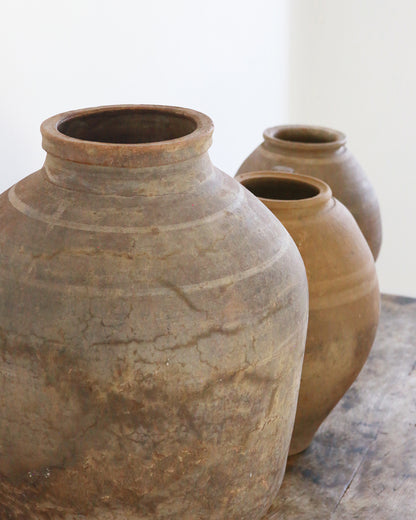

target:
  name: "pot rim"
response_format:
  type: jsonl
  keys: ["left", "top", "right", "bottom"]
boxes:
{"left": 41, "top": 104, "right": 214, "bottom": 168}
{"left": 263, "top": 124, "right": 346, "bottom": 152}
{"left": 237, "top": 170, "right": 332, "bottom": 210}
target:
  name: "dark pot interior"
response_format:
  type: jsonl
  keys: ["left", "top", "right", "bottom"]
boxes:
{"left": 58, "top": 108, "right": 197, "bottom": 144}
{"left": 242, "top": 177, "right": 320, "bottom": 200}
{"left": 274, "top": 127, "right": 339, "bottom": 144}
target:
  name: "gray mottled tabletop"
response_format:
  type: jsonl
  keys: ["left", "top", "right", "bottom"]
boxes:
{"left": 264, "top": 294, "right": 416, "bottom": 520}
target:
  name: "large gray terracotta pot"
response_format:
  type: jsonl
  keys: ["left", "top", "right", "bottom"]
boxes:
{"left": 0, "top": 105, "right": 308, "bottom": 520}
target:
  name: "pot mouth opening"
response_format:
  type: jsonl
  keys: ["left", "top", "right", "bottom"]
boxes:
{"left": 237, "top": 171, "right": 332, "bottom": 208}
{"left": 58, "top": 108, "right": 198, "bottom": 144}
{"left": 41, "top": 105, "right": 214, "bottom": 167}
{"left": 242, "top": 176, "right": 320, "bottom": 200}
{"left": 263, "top": 124, "right": 346, "bottom": 150}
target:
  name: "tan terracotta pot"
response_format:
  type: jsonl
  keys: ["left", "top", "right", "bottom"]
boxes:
{"left": 236, "top": 171, "right": 380, "bottom": 456}
{"left": 0, "top": 106, "right": 309, "bottom": 519}
{"left": 235, "top": 124, "right": 382, "bottom": 260}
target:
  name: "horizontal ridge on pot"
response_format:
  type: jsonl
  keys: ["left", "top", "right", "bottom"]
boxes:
{"left": 237, "top": 170, "right": 380, "bottom": 455}
{"left": 0, "top": 107, "right": 309, "bottom": 519}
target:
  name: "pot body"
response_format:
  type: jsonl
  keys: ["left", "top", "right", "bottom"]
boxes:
{"left": 236, "top": 172, "right": 380, "bottom": 455}
{"left": 0, "top": 106, "right": 308, "bottom": 519}
{"left": 236, "top": 124, "right": 382, "bottom": 260}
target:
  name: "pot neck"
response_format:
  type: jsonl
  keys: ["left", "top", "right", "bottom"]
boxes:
{"left": 40, "top": 105, "right": 214, "bottom": 196}
{"left": 263, "top": 124, "right": 346, "bottom": 156}
{"left": 237, "top": 171, "right": 333, "bottom": 217}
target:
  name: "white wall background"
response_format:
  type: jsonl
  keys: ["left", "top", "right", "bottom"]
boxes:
{"left": 0, "top": 0, "right": 289, "bottom": 183}
{"left": 0, "top": 0, "right": 414, "bottom": 297}
{"left": 289, "top": 0, "right": 416, "bottom": 297}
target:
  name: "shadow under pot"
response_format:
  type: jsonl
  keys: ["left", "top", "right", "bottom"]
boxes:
{"left": 0, "top": 106, "right": 309, "bottom": 520}
{"left": 235, "top": 124, "right": 382, "bottom": 261}
{"left": 237, "top": 171, "right": 380, "bottom": 455}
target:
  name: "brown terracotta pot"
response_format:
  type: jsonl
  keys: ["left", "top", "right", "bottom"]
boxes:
{"left": 235, "top": 124, "right": 382, "bottom": 260}
{"left": 0, "top": 106, "right": 309, "bottom": 519}
{"left": 236, "top": 171, "right": 380, "bottom": 456}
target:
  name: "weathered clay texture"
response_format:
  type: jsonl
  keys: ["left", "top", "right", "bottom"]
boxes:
{"left": 236, "top": 171, "right": 380, "bottom": 455}
{"left": 235, "top": 124, "right": 382, "bottom": 260}
{"left": 0, "top": 106, "right": 309, "bottom": 519}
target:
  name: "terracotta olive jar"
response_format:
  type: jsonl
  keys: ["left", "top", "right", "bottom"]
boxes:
{"left": 235, "top": 124, "right": 382, "bottom": 260}
{"left": 0, "top": 106, "right": 309, "bottom": 519}
{"left": 236, "top": 171, "right": 380, "bottom": 456}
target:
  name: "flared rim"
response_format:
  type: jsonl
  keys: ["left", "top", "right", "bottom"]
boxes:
{"left": 236, "top": 170, "right": 332, "bottom": 210}
{"left": 41, "top": 105, "right": 214, "bottom": 168}
{"left": 263, "top": 124, "right": 346, "bottom": 152}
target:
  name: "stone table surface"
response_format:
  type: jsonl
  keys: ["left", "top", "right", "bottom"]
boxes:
{"left": 264, "top": 293, "right": 416, "bottom": 520}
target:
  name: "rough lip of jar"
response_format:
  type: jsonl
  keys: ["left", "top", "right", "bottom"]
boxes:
{"left": 41, "top": 104, "right": 214, "bottom": 168}
{"left": 263, "top": 124, "right": 346, "bottom": 152}
{"left": 237, "top": 170, "right": 332, "bottom": 211}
